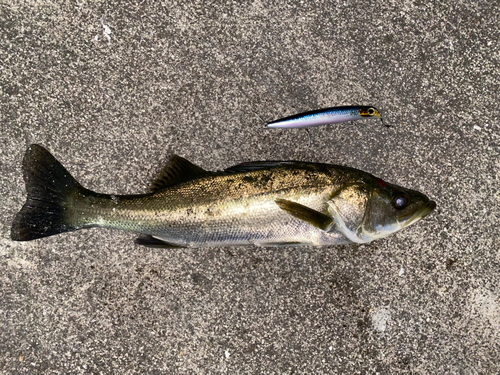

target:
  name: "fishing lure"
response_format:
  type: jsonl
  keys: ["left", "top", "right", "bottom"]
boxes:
{"left": 266, "top": 106, "right": 387, "bottom": 129}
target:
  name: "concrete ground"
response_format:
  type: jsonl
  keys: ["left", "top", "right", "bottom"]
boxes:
{"left": 1, "top": 0, "right": 499, "bottom": 373}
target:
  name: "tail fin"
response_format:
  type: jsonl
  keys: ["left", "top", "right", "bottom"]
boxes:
{"left": 11, "top": 144, "right": 83, "bottom": 241}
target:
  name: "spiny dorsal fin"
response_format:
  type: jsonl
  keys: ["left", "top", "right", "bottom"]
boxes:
{"left": 150, "top": 155, "right": 212, "bottom": 192}
{"left": 275, "top": 198, "right": 334, "bottom": 231}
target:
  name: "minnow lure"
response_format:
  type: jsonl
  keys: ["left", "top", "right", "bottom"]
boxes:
{"left": 266, "top": 106, "right": 387, "bottom": 129}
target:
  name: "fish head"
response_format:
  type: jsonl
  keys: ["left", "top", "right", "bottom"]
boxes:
{"left": 327, "top": 177, "right": 436, "bottom": 243}
{"left": 358, "top": 107, "right": 381, "bottom": 119}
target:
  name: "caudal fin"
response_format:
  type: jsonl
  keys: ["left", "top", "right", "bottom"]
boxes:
{"left": 11, "top": 144, "right": 83, "bottom": 241}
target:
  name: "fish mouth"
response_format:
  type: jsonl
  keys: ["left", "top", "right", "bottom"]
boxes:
{"left": 403, "top": 201, "right": 436, "bottom": 228}
{"left": 420, "top": 201, "right": 436, "bottom": 219}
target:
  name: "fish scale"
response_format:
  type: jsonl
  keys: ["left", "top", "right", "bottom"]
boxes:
{"left": 70, "top": 168, "right": 339, "bottom": 246}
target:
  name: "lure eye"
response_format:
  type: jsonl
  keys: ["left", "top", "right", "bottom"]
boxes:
{"left": 358, "top": 107, "right": 380, "bottom": 118}
{"left": 393, "top": 193, "right": 409, "bottom": 210}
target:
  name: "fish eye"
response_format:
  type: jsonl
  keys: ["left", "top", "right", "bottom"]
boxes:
{"left": 368, "top": 108, "right": 375, "bottom": 115}
{"left": 393, "top": 193, "right": 409, "bottom": 210}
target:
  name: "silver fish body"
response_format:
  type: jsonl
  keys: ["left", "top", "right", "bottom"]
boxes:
{"left": 11, "top": 145, "right": 435, "bottom": 248}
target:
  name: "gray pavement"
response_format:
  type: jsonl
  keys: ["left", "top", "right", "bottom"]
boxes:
{"left": 1, "top": 1, "right": 499, "bottom": 373}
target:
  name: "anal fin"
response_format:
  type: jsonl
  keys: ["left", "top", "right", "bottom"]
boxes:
{"left": 275, "top": 198, "right": 333, "bottom": 231}
{"left": 135, "top": 235, "right": 187, "bottom": 248}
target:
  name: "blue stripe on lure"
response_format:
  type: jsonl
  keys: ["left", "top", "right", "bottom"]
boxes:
{"left": 266, "top": 106, "right": 387, "bottom": 129}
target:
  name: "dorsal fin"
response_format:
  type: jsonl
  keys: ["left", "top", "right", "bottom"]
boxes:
{"left": 150, "top": 155, "right": 211, "bottom": 192}
{"left": 223, "top": 161, "right": 295, "bottom": 174}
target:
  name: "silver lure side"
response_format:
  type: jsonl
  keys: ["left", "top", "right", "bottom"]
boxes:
{"left": 266, "top": 106, "right": 386, "bottom": 129}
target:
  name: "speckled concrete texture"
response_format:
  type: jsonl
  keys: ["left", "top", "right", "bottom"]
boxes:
{"left": 1, "top": 0, "right": 499, "bottom": 373}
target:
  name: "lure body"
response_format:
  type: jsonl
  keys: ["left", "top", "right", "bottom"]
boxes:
{"left": 266, "top": 106, "right": 383, "bottom": 129}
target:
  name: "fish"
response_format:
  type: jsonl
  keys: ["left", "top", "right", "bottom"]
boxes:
{"left": 266, "top": 106, "right": 387, "bottom": 129}
{"left": 11, "top": 144, "right": 435, "bottom": 248}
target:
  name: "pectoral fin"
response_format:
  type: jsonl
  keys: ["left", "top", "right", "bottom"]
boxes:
{"left": 275, "top": 198, "right": 333, "bottom": 231}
